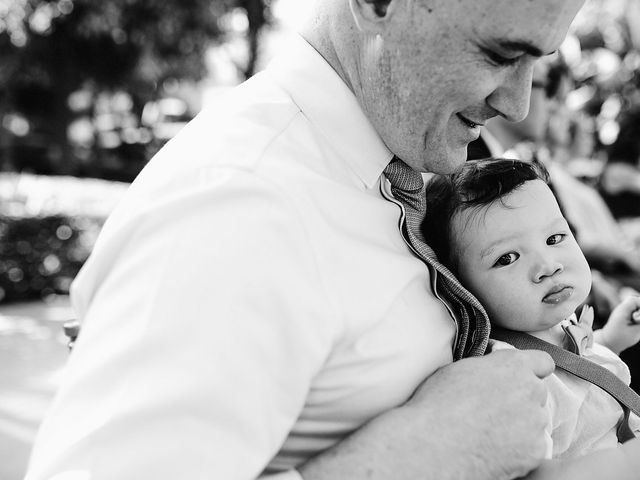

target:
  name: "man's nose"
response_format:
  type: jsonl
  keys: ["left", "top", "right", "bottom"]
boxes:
{"left": 487, "top": 64, "right": 535, "bottom": 123}
{"left": 532, "top": 255, "right": 564, "bottom": 283}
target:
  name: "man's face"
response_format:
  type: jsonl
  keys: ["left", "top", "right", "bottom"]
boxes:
{"left": 452, "top": 180, "right": 592, "bottom": 336}
{"left": 486, "top": 60, "right": 561, "bottom": 145}
{"left": 357, "top": 0, "right": 584, "bottom": 173}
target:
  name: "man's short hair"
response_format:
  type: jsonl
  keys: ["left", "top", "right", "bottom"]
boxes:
{"left": 421, "top": 158, "right": 550, "bottom": 274}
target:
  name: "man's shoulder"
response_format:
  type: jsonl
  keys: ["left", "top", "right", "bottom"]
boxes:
{"left": 147, "top": 72, "right": 354, "bottom": 188}
{"left": 172, "top": 73, "right": 305, "bottom": 165}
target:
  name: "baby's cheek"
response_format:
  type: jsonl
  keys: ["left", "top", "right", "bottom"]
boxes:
{"left": 576, "top": 255, "right": 593, "bottom": 301}
{"left": 484, "top": 294, "right": 523, "bottom": 331}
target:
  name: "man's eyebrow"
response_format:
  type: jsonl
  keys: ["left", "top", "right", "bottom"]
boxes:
{"left": 497, "top": 40, "right": 556, "bottom": 58}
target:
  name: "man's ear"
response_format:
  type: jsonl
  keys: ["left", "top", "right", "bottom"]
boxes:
{"left": 348, "top": 0, "right": 396, "bottom": 33}
{"left": 363, "top": 0, "right": 392, "bottom": 17}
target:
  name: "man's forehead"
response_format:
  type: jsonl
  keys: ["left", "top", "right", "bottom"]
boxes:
{"left": 464, "top": 0, "right": 582, "bottom": 20}
{"left": 462, "top": 0, "right": 584, "bottom": 51}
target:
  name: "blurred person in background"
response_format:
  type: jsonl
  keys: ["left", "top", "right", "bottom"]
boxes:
{"left": 600, "top": 106, "right": 640, "bottom": 220}
{"left": 28, "top": 1, "right": 640, "bottom": 480}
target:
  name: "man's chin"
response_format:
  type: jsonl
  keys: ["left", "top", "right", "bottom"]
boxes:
{"left": 423, "top": 146, "right": 467, "bottom": 175}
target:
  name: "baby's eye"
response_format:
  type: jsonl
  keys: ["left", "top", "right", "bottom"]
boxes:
{"left": 494, "top": 252, "right": 519, "bottom": 267}
{"left": 547, "top": 234, "right": 566, "bottom": 245}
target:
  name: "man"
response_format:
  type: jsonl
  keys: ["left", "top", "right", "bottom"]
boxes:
{"left": 28, "top": 1, "right": 639, "bottom": 479}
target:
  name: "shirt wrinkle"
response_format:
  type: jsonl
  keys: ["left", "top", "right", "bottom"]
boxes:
{"left": 210, "top": 103, "right": 303, "bottom": 174}
{"left": 232, "top": 165, "right": 347, "bottom": 348}
{"left": 265, "top": 34, "right": 392, "bottom": 189}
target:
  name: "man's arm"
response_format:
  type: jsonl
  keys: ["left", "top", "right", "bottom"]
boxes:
{"left": 299, "top": 349, "right": 555, "bottom": 480}
{"left": 25, "top": 169, "right": 337, "bottom": 480}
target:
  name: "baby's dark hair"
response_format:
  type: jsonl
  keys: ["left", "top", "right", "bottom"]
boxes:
{"left": 421, "top": 158, "right": 550, "bottom": 274}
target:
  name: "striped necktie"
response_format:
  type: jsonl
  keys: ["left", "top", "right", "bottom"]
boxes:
{"left": 383, "top": 157, "right": 490, "bottom": 360}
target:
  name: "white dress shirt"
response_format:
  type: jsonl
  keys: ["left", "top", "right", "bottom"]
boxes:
{"left": 25, "top": 35, "right": 455, "bottom": 480}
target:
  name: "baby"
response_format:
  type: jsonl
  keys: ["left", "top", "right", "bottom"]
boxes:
{"left": 421, "top": 157, "right": 640, "bottom": 459}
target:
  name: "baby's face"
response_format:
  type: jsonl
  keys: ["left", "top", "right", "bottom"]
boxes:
{"left": 452, "top": 179, "right": 592, "bottom": 334}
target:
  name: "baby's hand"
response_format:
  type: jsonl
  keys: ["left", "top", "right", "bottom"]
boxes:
{"left": 596, "top": 295, "right": 640, "bottom": 354}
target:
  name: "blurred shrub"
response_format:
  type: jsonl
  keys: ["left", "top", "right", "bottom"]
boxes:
{"left": 0, "top": 215, "right": 102, "bottom": 303}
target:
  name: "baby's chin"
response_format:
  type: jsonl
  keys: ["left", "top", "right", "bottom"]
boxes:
{"left": 562, "top": 298, "right": 588, "bottom": 321}
{"left": 491, "top": 308, "right": 576, "bottom": 334}
{"left": 541, "top": 304, "right": 581, "bottom": 328}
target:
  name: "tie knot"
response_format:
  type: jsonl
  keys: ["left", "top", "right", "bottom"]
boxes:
{"left": 384, "top": 157, "right": 424, "bottom": 193}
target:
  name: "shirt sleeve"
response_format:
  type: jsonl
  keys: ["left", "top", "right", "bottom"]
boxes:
{"left": 25, "top": 167, "right": 339, "bottom": 480}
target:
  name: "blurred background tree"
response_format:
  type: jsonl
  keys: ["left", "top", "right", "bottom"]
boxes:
{"left": 0, "top": 0, "right": 271, "bottom": 181}
{"left": 564, "top": 0, "right": 640, "bottom": 154}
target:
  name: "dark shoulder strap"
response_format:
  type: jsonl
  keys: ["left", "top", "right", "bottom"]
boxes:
{"left": 491, "top": 327, "right": 639, "bottom": 442}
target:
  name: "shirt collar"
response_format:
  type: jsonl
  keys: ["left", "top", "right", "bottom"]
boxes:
{"left": 265, "top": 34, "right": 393, "bottom": 189}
